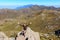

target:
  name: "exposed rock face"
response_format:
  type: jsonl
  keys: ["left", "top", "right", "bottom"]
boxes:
{"left": 16, "top": 27, "right": 40, "bottom": 40}
{"left": 0, "top": 27, "right": 40, "bottom": 40}
{"left": 0, "top": 32, "right": 8, "bottom": 40}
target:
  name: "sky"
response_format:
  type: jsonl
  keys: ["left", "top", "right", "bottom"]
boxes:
{"left": 0, "top": 0, "right": 60, "bottom": 9}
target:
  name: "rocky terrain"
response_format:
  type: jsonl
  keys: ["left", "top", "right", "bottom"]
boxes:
{"left": 0, "top": 5, "right": 60, "bottom": 40}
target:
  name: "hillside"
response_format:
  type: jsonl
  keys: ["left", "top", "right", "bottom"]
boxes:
{"left": 0, "top": 5, "right": 60, "bottom": 40}
{"left": 0, "top": 5, "right": 60, "bottom": 20}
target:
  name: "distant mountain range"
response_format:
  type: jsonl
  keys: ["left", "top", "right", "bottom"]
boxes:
{"left": 16, "top": 4, "right": 34, "bottom": 10}
{"left": 16, "top": 4, "right": 60, "bottom": 10}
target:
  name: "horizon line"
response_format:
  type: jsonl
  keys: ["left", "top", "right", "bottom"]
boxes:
{"left": 0, "top": 4, "right": 60, "bottom": 9}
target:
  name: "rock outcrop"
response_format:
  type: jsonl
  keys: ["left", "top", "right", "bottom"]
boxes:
{"left": 16, "top": 27, "right": 40, "bottom": 40}
{"left": 0, "top": 32, "right": 8, "bottom": 40}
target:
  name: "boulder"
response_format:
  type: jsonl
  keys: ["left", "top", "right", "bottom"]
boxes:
{"left": 0, "top": 32, "right": 8, "bottom": 40}
{"left": 16, "top": 27, "right": 40, "bottom": 40}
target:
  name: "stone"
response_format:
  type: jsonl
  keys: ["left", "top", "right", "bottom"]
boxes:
{"left": 17, "top": 27, "right": 40, "bottom": 40}
{"left": 16, "top": 35, "right": 25, "bottom": 40}
{"left": 0, "top": 32, "right": 8, "bottom": 40}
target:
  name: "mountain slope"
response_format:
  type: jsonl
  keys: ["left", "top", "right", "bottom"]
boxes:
{"left": 0, "top": 5, "right": 60, "bottom": 19}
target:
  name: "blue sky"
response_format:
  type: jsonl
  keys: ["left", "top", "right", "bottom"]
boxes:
{"left": 0, "top": 0, "right": 60, "bottom": 9}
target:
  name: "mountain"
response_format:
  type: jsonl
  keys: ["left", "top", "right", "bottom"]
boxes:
{"left": 0, "top": 5, "right": 60, "bottom": 20}
{"left": 16, "top": 4, "right": 34, "bottom": 10}
{"left": 16, "top": 4, "right": 58, "bottom": 10}
{"left": 15, "top": 5, "right": 60, "bottom": 16}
